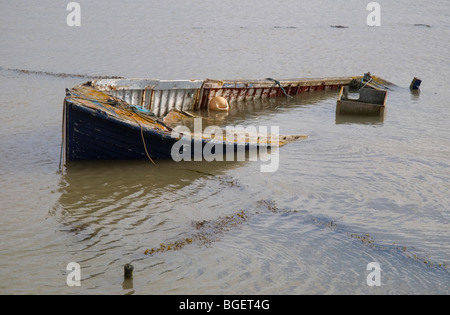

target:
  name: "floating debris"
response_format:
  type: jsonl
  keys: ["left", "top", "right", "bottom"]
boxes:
{"left": 208, "top": 96, "right": 229, "bottom": 111}
{"left": 349, "top": 232, "right": 376, "bottom": 248}
{"left": 410, "top": 77, "right": 422, "bottom": 90}
{"left": 330, "top": 25, "right": 349, "bottom": 28}
{"left": 256, "top": 199, "right": 279, "bottom": 213}
{"left": 274, "top": 25, "right": 297, "bottom": 29}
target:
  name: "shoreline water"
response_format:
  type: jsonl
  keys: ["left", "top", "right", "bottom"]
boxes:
{"left": 1, "top": 0, "right": 449, "bottom": 294}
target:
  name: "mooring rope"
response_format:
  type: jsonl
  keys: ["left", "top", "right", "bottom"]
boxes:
{"left": 113, "top": 99, "right": 159, "bottom": 166}
{"left": 139, "top": 123, "right": 157, "bottom": 166}
{"left": 265, "top": 77, "right": 293, "bottom": 98}
{"left": 59, "top": 99, "right": 67, "bottom": 172}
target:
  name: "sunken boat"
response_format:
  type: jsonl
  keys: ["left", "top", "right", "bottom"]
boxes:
{"left": 62, "top": 75, "right": 390, "bottom": 163}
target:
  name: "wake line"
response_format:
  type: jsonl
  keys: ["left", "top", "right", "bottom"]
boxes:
{"left": 0, "top": 66, "right": 123, "bottom": 79}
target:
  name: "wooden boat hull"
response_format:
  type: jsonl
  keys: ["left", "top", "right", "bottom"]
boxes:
{"left": 64, "top": 99, "right": 269, "bottom": 162}
{"left": 64, "top": 100, "right": 178, "bottom": 161}
{"left": 63, "top": 85, "right": 291, "bottom": 163}
{"left": 62, "top": 75, "right": 391, "bottom": 163}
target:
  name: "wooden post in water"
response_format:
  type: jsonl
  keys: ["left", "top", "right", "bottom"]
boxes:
{"left": 124, "top": 264, "right": 134, "bottom": 279}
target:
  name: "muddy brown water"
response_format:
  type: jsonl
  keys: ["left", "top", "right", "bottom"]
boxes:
{"left": 0, "top": 0, "right": 449, "bottom": 294}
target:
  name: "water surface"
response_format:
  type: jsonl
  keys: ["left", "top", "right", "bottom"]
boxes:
{"left": 0, "top": 0, "right": 449, "bottom": 294}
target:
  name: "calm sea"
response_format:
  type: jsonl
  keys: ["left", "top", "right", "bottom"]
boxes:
{"left": 0, "top": 0, "right": 449, "bottom": 294}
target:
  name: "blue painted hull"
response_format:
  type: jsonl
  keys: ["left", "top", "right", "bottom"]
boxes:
{"left": 62, "top": 83, "right": 305, "bottom": 164}
{"left": 63, "top": 90, "right": 254, "bottom": 163}
{"left": 64, "top": 100, "right": 179, "bottom": 161}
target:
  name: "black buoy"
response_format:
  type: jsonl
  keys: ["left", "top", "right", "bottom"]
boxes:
{"left": 410, "top": 77, "right": 422, "bottom": 90}
{"left": 124, "top": 264, "right": 134, "bottom": 279}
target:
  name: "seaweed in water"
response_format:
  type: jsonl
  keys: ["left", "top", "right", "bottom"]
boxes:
{"left": 144, "top": 199, "right": 287, "bottom": 256}
{"left": 144, "top": 210, "right": 251, "bottom": 255}
{"left": 144, "top": 199, "right": 448, "bottom": 270}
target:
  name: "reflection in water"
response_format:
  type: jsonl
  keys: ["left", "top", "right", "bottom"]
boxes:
{"left": 2, "top": 0, "right": 450, "bottom": 295}
{"left": 53, "top": 159, "right": 246, "bottom": 224}
{"left": 47, "top": 93, "right": 333, "bottom": 293}
{"left": 52, "top": 90, "right": 338, "bottom": 236}
{"left": 335, "top": 113, "right": 385, "bottom": 125}
{"left": 122, "top": 277, "right": 134, "bottom": 294}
